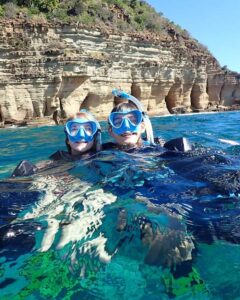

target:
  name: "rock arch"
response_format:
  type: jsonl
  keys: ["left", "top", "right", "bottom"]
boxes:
{"left": 232, "top": 86, "right": 240, "bottom": 105}
{"left": 131, "top": 83, "right": 141, "bottom": 99}
{"left": 220, "top": 84, "right": 235, "bottom": 106}
{"left": 190, "top": 82, "right": 209, "bottom": 110}
{"left": 0, "top": 106, "right": 3, "bottom": 123}
{"left": 165, "top": 80, "right": 183, "bottom": 113}
{"left": 80, "top": 93, "right": 101, "bottom": 111}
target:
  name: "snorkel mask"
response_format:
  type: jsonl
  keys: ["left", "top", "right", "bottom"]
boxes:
{"left": 65, "top": 119, "right": 98, "bottom": 143}
{"left": 108, "top": 109, "right": 143, "bottom": 135}
{"left": 110, "top": 89, "right": 155, "bottom": 144}
{"left": 65, "top": 110, "right": 102, "bottom": 148}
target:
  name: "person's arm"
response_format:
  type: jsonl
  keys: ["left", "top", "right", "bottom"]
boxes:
{"left": 164, "top": 137, "right": 192, "bottom": 152}
{"left": 11, "top": 160, "right": 38, "bottom": 177}
{"left": 10, "top": 153, "right": 65, "bottom": 178}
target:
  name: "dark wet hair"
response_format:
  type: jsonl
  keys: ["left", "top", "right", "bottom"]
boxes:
{"left": 110, "top": 102, "right": 138, "bottom": 113}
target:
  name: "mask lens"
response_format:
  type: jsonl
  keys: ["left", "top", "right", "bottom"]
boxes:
{"left": 126, "top": 111, "right": 140, "bottom": 126}
{"left": 110, "top": 110, "right": 142, "bottom": 128}
{"left": 68, "top": 121, "right": 96, "bottom": 137}
{"left": 83, "top": 123, "right": 93, "bottom": 135}
{"left": 112, "top": 115, "right": 124, "bottom": 127}
{"left": 69, "top": 123, "right": 81, "bottom": 136}
{"left": 111, "top": 110, "right": 142, "bottom": 128}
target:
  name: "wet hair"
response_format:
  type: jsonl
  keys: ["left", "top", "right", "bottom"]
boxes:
{"left": 65, "top": 111, "right": 101, "bottom": 154}
{"left": 110, "top": 102, "right": 139, "bottom": 113}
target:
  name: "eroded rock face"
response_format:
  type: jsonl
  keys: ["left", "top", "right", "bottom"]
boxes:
{"left": 0, "top": 21, "right": 239, "bottom": 123}
{"left": 207, "top": 72, "right": 240, "bottom": 107}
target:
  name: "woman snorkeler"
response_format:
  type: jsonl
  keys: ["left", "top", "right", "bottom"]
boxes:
{"left": 51, "top": 110, "right": 102, "bottom": 160}
{"left": 11, "top": 110, "right": 102, "bottom": 177}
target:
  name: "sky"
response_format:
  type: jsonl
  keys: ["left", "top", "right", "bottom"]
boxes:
{"left": 146, "top": 0, "right": 240, "bottom": 72}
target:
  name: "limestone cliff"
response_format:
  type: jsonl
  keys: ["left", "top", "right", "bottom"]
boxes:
{"left": 0, "top": 20, "right": 239, "bottom": 124}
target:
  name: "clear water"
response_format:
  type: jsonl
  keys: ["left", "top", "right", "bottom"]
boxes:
{"left": 0, "top": 111, "right": 240, "bottom": 300}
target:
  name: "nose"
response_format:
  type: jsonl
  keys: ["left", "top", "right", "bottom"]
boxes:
{"left": 78, "top": 127, "right": 86, "bottom": 137}
{"left": 122, "top": 118, "right": 131, "bottom": 128}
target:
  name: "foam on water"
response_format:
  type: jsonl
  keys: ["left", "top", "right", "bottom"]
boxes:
{"left": 219, "top": 138, "right": 240, "bottom": 145}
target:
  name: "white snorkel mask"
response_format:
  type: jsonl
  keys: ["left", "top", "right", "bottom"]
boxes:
{"left": 112, "top": 89, "right": 155, "bottom": 145}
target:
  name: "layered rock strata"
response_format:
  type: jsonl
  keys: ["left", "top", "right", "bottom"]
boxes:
{"left": 0, "top": 21, "right": 239, "bottom": 123}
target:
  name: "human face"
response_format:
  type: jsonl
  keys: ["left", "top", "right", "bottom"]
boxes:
{"left": 108, "top": 110, "right": 143, "bottom": 135}
{"left": 65, "top": 114, "right": 97, "bottom": 155}
{"left": 109, "top": 121, "right": 145, "bottom": 146}
{"left": 68, "top": 139, "right": 94, "bottom": 155}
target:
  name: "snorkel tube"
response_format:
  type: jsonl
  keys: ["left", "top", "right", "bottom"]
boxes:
{"left": 112, "top": 89, "right": 155, "bottom": 145}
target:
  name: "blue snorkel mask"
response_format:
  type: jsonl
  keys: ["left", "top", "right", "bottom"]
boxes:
{"left": 65, "top": 118, "right": 98, "bottom": 143}
{"left": 65, "top": 110, "right": 101, "bottom": 146}
{"left": 108, "top": 109, "right": 143, "bottom": 135}
{"left": 110, "top": 89, "right": 155, "bottom": 144}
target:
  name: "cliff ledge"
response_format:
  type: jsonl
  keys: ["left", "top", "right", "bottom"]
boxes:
{"left": 0, "top": 20, "right": 239, "bottom": 125}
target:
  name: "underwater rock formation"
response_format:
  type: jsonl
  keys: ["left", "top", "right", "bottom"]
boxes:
{"left": 0, "top": 21, "right": 239, "bottom": 123}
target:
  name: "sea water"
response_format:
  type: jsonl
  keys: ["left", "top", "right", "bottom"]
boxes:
{"left": 0, "top": 111, "right": 240, "bottom": 299}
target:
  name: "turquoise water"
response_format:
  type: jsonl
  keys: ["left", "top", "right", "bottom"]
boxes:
{"left": 0, "top": 111, "right": 240, "bottom": 299}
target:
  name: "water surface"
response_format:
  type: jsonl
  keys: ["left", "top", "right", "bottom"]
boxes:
{"left": 0, "top": 111, "right": 240, "bottom": 299}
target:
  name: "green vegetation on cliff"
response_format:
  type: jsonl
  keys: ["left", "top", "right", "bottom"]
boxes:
{"left": 0, "top": 0, "right": 188, "bottom": 36}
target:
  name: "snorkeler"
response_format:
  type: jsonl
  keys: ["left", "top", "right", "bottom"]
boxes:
{"left": 50, "top": 110, "right": 101, "bottom": 160}
{"left": 101, "top": 89, "right": 195, "bottom": 271}
{"left": 105, "top": 89, "right": 192, "bottom": 152}
{"left": 11, "top": 110, "right": 102, "bottom": 177}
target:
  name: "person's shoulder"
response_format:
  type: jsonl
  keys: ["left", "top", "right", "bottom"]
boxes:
{"left": 102, "top": 142, "right": 119, "bottom": 150}
{"left": 49, "top": 150, "right": 99, "bottom": 161}
{"left": 138, "top": 140, "right": 163, "bottom": 154}
{"left": 163, "top": 137, "right": 192, "bottom": 152}
{"left": 49, "top": 150, "right": 72, "bottom": 161}
{"left": 11, "top": 160, "right": 38, "bottom": 177}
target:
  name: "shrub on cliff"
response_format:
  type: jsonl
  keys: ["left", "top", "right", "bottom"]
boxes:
{"left": 1, "top": 2, "right": 18, "bottom": 18}
{"left": 0, "top": 0, "right": 187, "bottom": 37}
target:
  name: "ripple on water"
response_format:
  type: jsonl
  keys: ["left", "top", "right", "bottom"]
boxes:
{"left": 0, "top": 111, "right": 240, "bottom": 299}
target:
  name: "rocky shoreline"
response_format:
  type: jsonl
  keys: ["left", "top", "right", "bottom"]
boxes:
{"left": 1, "top": 105, "right": 239, "bottom": 129}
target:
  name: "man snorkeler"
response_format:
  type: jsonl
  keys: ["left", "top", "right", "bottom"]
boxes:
{"left": 105, "top": 89, "right": 192, "bottom": 152}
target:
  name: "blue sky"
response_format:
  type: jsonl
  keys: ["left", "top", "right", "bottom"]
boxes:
{"left": 146, "top": 0, "right": 240, "bottom": 72}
